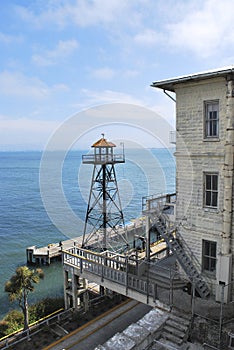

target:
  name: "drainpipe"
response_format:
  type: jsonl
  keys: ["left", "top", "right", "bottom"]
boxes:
{"left": 222, "top": 77, "right": 234, "bottom": 255}
{"left": 216, "top": 77, "right": 234, "bottom": 303}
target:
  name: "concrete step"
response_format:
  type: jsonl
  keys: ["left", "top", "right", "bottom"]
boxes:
{"left": 159, "top": 309, "right": 192, "bottom": 347}
{"left": 144, "top": 270, "right": 187, "bottom": 290}
{"left": 156, "top": 338, "right": 181, "bottom": 349}
{"left": 169, "top": 313, "right": 190, "bottom": 327}
{"left": 164, "top": 324, "right": 185, "bottom": 339}
{"left": 161, "top": 331, "right": 183, "bottom": 345}
{"left": 166, "top": 318, "right": 188, "bottom": 332}
{"left": 171, "top": 308, "right": 191, "bottom": 321}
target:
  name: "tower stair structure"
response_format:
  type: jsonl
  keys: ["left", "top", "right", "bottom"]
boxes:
{"left": 144, "top": 196, "right": 210, "bottom": 299}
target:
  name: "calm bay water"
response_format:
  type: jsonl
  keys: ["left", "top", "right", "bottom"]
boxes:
{"left": 0, "top": 149, "right": 175, "bottom": 318}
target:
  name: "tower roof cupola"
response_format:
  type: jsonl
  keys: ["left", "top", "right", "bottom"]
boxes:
{"left": 92, "top": 134, "right": 116, "bottom": 148}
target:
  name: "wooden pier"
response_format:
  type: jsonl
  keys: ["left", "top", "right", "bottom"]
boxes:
{"left": 26, "top": 236, "right": 83, "bottom": 265}
{"left": 26, "top": 218, "right": 146, "bottom": 265}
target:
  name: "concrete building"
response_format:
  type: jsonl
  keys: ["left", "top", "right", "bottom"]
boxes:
{"left": 152, "top": 66, "right": 234, "bottom": 302}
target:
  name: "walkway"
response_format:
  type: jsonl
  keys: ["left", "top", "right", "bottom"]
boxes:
{"left": 44, "top": 299, "right": 152, "bottom": 350}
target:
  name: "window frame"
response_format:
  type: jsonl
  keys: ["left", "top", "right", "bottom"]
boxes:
{"left": 204, "top": 100, "right": 219, "bottom": 139}
{"left": 204, "top": 172, "right": 219, "bottom": 209}
{"left": 202, "top": 239, "right": 217, "bottom": 275}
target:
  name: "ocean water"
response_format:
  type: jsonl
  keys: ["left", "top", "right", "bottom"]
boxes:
{"left": 0, "top": 148, "right": 175, "bottom": 318}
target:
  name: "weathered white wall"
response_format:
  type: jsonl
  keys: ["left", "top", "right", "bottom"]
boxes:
{"left": 174, "top": 76, "right": 234, "bottom": 297}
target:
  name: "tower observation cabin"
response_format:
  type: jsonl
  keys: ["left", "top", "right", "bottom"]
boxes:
{"left": 82, "top": 135, "right": 128, "bottom": 252}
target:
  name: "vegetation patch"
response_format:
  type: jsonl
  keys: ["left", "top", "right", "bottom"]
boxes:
{"left": 0, "top": 297, "right": 64, "bottom": 338}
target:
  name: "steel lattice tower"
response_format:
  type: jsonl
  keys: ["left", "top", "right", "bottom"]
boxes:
{"left": 82, "top": 135, "right": 128, "bottom": 251}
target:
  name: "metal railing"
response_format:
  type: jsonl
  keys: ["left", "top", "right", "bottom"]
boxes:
{"left": 63, "top": 246, "right": 184, "bottom": 310}
{"left": 63, "top": 248, "right": 169, "bottom": 302}
{"left": 82, "top": 153, "right": 125, "bottom": 164}
{"left": 0, "top": 308, "right": 70, "bottom": 350}
{"left": 142, "top": 193, "right": 212, "bottom": 291}
{"left": 142, "top": 192, "right": 176, "bottom": 213}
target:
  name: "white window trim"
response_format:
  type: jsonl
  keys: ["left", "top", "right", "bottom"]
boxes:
{"left": 204, "top": 100, "right": 219, "bottom": 139}
{"left": 202, "top": 239, "right": 217, "bottom": 275}
{"left": 203, "top": 172, "right": 219, "bottom": 209}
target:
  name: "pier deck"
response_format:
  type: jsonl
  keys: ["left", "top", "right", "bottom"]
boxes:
{"left": 26, "top": 218, "right": 146, "bottom": 265}
{"left": 26, "top": 236, "right": 83, "bottom": 265}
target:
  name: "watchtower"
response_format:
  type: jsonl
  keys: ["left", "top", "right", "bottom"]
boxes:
{"left": 82, "top": 135, "right": 127, "bottom": 251}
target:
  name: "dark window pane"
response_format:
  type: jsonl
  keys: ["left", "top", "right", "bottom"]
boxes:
{"left": 210, "top": 123, "right": 213, "bottom": 136}
{"left": 203, "top": 257, "right": 209, "bottom": 271}
{"left": 213, "top": 111, "right": 217, "bottom": 119}
{"left": 212, "top": 175, "right": 218, "bottom": 190}
{"left": 210, "top": 242, "right": 216, "bottom": 257}
{"left": 204, "top": 241, "right": 209, "bottom": 255}
{"left": 213, "top": 121, "right": 217, "bottom": 136}
{"left": 205, "top": 191, "right": 211, "bottom": 206}
{"left": 212, "top": 192, "right": 218, "bottom": 207}
{"left": 203, "top": 257, "right": 209, "bottom": 270}
{"left": 210, "top": 259, "right": 216, "bottom": 271}
{"left": 206, "top": 175, "right": 211, "bottom": 190}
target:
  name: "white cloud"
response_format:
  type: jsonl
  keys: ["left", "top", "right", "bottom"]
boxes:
{"left": 0, "top": 71, "right": 69, "bottom": 98}
{"left": 32, "top": 39, "right": 79, "bottom": 66}
{"left": 134, "top": 29, "right": 163, "bottom": 46}
{"left": 0, "top": 117, "right": 58, "bottom": 132}
{"left": 15, "top": 0, "right": 234, "bottom": 62}
{"left": 91, "top": 67, "right": 116, "bottom": 80}
{"left": 0, "top": 71, "right": 49, "bottom": 98}
{"left": 52, "top": 83, "right": 70, "bottom": 92}
{"left": 0, "top": 32, "right": 23, "bottom": 44}
{"left": 15, "top": 0, "right": 130, "bottom": 28}
{"left": 0, "top": 116, "right": 59, "bottom": 150}
{"left": 124, "top": 70, "right": 139, "bottom": 78}
{"left": 166, "top": 0, "right": 234, "bottom": 58}
{"left": 70, "top": 0, "right": 128, "bottom": 27}
{"left": 80, "top": 88, "right": 144, "bottom": 107}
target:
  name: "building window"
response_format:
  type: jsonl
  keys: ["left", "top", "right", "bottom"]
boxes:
{"left": 204, "top": 173, "right": 218, "bottom": 208}
{"left": 202, "top": 240, "right": 217, "bottom": 273}
{"left": 204, "top": 101, "right": 219, "bottom": 138}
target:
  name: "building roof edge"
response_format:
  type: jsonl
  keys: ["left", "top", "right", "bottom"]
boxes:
{"left": 151, "top": 66, "right": 234, "bottom": 92}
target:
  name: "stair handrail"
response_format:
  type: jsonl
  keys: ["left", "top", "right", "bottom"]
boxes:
{"left": 151, "top": 204, "right": 212, "bottom": 288}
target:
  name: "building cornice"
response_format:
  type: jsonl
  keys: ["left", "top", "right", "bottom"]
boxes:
{"left": 151, "top": 66, "right": 234, "bottom": 92}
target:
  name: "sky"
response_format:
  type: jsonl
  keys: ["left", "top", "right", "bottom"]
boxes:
{"left": 0, "top": 0, "right": 234, "bottom": 150}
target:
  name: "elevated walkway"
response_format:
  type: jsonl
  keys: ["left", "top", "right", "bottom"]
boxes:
{"left": 63, "top": 244, "right": 187, "bottom": 310}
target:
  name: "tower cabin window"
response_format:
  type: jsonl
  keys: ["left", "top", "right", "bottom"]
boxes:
{"left": 204, "top": 173, "right": 218, "bottom": 208}
{"left": 204, "top": 101, "right": 219, "bottom": 138}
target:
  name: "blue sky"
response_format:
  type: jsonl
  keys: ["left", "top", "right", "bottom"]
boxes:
{"left": 0, "top": 0, "right": 234, "bottom": 150}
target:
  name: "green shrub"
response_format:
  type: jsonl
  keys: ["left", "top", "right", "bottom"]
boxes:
{"left": 29, "top": 297, "right": 64, "bottom": 320}
{"left": 3, "top": 310, "right": 24, "bottom": 335}
{"left": 0, "top": 297, "right": 64, "bottom": 338}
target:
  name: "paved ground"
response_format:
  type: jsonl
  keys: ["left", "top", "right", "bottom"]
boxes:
{"left": 44, "top": 299, "right": 152, "bottom": 350}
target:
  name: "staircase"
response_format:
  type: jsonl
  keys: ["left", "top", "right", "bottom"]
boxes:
{"left": 150, "top": 210, "right": 210, "bottom": 299}
{"left": 143, "top": 255, "right": 187, "bottom": 290}
{"left": 158, "top": 308, "right": 191, "bottom": 349}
